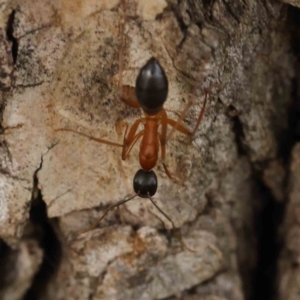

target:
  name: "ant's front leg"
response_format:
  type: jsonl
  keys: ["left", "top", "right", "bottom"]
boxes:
{"left": 159, "top": 132, "right": 176, "bottom": 181}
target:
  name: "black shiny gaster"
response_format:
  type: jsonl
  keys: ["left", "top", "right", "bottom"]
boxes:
{"left": 135, "top": 57, "right": 168, "bottom": 115}
{"left": 133, "top": 169, "right": 158, "bottom": 197}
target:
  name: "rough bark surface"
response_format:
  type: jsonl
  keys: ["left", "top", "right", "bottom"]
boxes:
{"left": 279, "top": 144, "right": 300, "bottom": 300}
{"left": 0, "top": 0, "right": 296, "bottom": 299}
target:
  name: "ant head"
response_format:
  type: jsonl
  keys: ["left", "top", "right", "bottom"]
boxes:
{"left": 133, "top": 169, "right": 157, "bottom": 197}
{"left": 135, "top": 57, "right": 168, "bottom": 115}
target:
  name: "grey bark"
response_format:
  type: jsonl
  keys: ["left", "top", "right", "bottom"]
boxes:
{"left": 0, "top": 0, "right": 296, "bottom": 299}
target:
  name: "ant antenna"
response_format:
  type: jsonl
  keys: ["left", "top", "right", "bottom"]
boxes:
{"left": 147, "top": 194, "right": 197, "bottom": 253}
{"left": 77, "top": 169, "right": 197, "bottom": 252}
{"left": 77, "top": 194, "right": 138, "bottom": 235}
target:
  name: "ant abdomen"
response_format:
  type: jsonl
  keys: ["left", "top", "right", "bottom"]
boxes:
{"left": 135, "top": 57, "right": 168, "bottom": 115}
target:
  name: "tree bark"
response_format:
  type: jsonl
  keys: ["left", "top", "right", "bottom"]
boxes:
{"left": 0, "top": 0, "right": 296, "bottom": 299}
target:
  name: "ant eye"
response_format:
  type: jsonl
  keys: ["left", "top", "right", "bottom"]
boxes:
{"left": 135, "top": 57, "right": 168, "bottom": 115}
{"left": 133, "top": 169, "right": 158, "bottom": 197}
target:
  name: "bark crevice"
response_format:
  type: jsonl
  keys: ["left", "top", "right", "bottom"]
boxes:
{"left": 5, "top": 10, "right": 18, "bottom": 65}
{"left": 23, "top": 159, "right": 63, "bottom": 300}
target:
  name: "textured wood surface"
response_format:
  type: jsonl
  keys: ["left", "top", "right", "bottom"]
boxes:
{"left": 0, "top": 0, "right": 296, "bottom": 299}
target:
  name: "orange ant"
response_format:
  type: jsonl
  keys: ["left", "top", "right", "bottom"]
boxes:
{"left": 56, "top": 57, "right": 207, "bottom": 252}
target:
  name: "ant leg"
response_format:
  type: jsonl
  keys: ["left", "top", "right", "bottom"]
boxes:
{"left": 121, "top": 118, "right": 145, "bottom": 159}
{"left": 161, "top": 150, "right": 174, "bottom": 181}
{"left": 159, "top": 110, "right": 176, "bottom": 180}
{"left": 56, "top": 119, "right": 144, "bottom": 160}
{"left": 159, "top": 135, "right": 174, "bottom": 180}
{"left": 78, "top": 194, "right": 138, "bottom": 235}
{"left": 120, "top": 85, "right": 141, "bottom": 108}
{"left": 118, "top": 0, "right": 140, "bottom": 109}
{"left": 147, "top": 195, "right": 197, "bottom": 252}
{"left": 55, "top": 128, "right": 123, "bottom": 148}
{"left": 167, "top": 92, "right": 208, "bottom": 140}
{"left": 55, "top": 117, "right": 143, "bottom": 153}
{"left": 189, "top": 91, "right": 207, "bottom": 136}
{"left": 122, "top": 130, "right": 144, "bottom": 159}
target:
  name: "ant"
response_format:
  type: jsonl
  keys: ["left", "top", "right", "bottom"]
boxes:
{"left": 56, "top": 57, "right": 207, "bottom": 251}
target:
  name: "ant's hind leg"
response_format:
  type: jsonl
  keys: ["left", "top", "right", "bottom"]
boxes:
{"left": 167, "top": 92, "right": 208, "bottom": 140}
{"left": 117, "top": 0, "right": 140, "bottom": 109}
{"left": 119, "top": 85, "right": 141, "bottom": 108}
{"left": 189, "top": 91, "right": 207, "bottom": 135}
{"left": 55, "top": 128, "right": 124, "bottom": 148}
